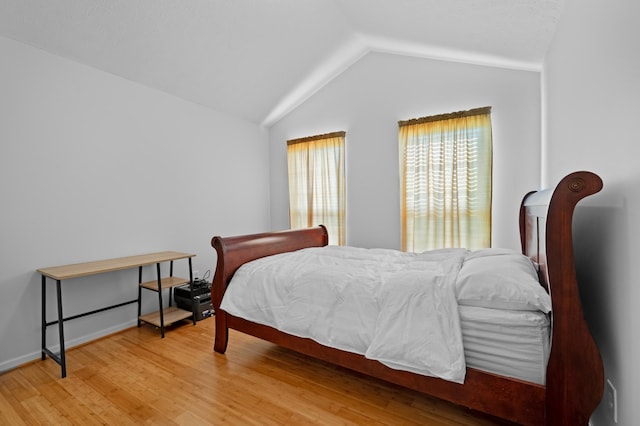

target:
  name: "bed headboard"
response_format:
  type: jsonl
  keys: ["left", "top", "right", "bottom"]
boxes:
{"left": 519, "top": 171, "right": 603, "bottom": 296}
{"left": 519, "top": 171, "right": 604, "bottom": 424}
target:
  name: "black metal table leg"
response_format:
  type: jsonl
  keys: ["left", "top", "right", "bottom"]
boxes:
{"left": 156, "top": 263, "right": 165, "bottom": 338}
{"left": 41, "top": 275, "right": 46, "bottom": 360}
{"left": 56, "top": 279, "right": 67, "bottom": 378}
{"left": 189, "top": 258, "right": 196, "bottom": 325}
{"left": 169, "top": 260, "right": 174, "bottom": 307}
{"left": 137, "top": 266, "right": 142, "bottom": 327}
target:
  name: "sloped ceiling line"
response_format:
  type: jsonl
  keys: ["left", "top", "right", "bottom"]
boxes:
{"left": 0, "top": 0, "right": 562, "bottom": 127}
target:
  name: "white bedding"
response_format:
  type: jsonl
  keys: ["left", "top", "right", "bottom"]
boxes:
{"left": 220, "top": 245, "right": 551, "bottom": 385}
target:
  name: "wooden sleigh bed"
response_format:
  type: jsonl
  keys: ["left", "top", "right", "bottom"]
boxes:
{"left": 210, "top": 171, "right": 604, "bottom": 425}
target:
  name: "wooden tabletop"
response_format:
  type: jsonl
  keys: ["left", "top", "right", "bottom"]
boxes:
{"left": 37, "top": 251, "right": 195, "bottom": 281}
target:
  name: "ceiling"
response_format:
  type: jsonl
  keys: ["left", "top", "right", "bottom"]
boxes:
{"left": 0, "top": 0, "right": 564, "bottom": 127}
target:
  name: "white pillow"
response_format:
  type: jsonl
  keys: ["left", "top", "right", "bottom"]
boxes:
{"left": 456, "top": 249, "right": 552, "bottom": 312}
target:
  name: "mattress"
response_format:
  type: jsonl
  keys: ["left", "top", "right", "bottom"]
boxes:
{"left": 460, "top": 305, "right": 550, "bottom": 385}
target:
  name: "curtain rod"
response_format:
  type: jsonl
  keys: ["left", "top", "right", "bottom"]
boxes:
{"left": 398, "top": 106, "right": 491, "bottom": 127}
{"left": 287, "top": 131, "right": 346, "bottom": 145}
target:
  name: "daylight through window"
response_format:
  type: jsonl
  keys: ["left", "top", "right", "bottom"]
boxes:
{"left": 399, "top": 107, "right": 492, "bottom": 251}
{"left": 287, "top": 131, "right": 346, "bottom": 245}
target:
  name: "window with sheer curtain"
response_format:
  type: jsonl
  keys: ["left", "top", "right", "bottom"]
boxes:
{"left": 287, "top": 131, "right": 345, "bottom": 245}
{"left": 399, "top": 107, "right": 492, "bottom": 252}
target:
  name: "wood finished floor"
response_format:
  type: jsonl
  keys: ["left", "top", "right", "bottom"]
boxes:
{"left": 0, "top": 318, "right": 515, "bottom": 425}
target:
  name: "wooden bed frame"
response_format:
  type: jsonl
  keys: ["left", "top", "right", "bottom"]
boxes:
{"left": 211, "top": 171, "right": 604, "bottom": 425}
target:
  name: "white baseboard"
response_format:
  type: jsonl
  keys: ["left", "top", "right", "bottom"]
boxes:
{"left": 0, "top": 320, "right": 138, "bottom": 374}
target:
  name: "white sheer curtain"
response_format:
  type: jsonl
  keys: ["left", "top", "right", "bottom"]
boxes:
{"left": 287, "top": 132, "right": 345, "bottom": 245}
{"left": 399, "top": 107, "right": 492, "bottom": 252}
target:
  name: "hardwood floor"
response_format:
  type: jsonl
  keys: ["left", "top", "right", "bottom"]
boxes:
{"left": 0, "top": 318, "right": 515, "bottom": 425}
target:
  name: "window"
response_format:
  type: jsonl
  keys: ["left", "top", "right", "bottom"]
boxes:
{"left": 287, "top": 131, "right": 346, "bottom": 245}
{"left": 399, "top": 107, "right": 492, "bottom": 252}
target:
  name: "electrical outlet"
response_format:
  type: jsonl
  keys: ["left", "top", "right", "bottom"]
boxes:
{"left": 606, "top": 379, "right": 618, "bottom": 423}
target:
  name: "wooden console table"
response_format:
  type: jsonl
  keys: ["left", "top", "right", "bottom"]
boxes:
{"left": 37, "top": 251, "right": 195, "bottom": 378}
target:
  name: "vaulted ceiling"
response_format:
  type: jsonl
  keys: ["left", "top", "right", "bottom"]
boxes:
{"left": 0, "top": 0, "right": 563, "bottom": 126}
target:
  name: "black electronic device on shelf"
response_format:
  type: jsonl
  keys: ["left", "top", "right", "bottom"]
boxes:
{"left": 174, "top": 279, "right": 214, "bottom": 321}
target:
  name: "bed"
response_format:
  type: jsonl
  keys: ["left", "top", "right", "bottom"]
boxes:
{"left": 210, "top": 171, "right": 604, "bottom": 425}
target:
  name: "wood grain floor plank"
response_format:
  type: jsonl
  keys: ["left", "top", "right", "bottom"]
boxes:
{"left": 1, "top": 318, "right": 512, "bottom": 425}
{"left": 0, "top": 391, "right": 29, "bottom": 426}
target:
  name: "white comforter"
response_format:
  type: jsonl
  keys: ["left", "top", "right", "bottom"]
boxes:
{"left": 220, "top": 246, "right": 469, "bottom": 383}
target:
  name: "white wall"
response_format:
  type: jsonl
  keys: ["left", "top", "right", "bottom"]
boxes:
{"left": 543, "top": 0, "right": 640, "bottom": 424}
{"left": 269, "top": 52, "right": 541, "bottom": 250}
{"left": 0, "top": 36, "right": 270, "bottom": 372}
